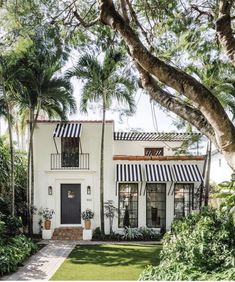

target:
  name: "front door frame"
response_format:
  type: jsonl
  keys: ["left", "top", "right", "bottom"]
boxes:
{"left": 61, "top": 183, "right": 81, "bottom": 224}
{"left": 55, "top": 178, "right": 85, "bottom": 227}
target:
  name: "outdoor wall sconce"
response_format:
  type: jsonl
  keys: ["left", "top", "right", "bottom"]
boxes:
{"left": 87, "top": 186, "right": 91, "bottom": 195}
{"left": 48, "top": 186, "right": 53, "bottom": 195}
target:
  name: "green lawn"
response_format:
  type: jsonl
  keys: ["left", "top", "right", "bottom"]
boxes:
{"left": 51, "top": 244, "right": 161, "bottom": 281}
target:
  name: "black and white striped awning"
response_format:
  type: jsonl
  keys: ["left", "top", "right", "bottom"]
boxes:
{"left": 53, "top": 123, "right": 82, "bottom": 138}
{"left": 172, "top": 164, "right": 203, "bottom": 182}
{"left": 116, "top": 164, "right": 143, "bottom": 182}
{"left": 114, "top": 132, "right": 201, "bottom": 141}
{"left": 145, "top": 164, "right": 174, "bottom": 182}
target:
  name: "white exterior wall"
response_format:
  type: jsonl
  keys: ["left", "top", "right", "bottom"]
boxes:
{"left": 33, "top": 122, "right": 114, "bottom": 234}
{"left": 114, "top": 140, "right": 182, "bottom": 156}
{"left": 210, "top": 151, "right": 233, "bottom": 184}
{"left": 33, "top": 121, "right": 204, "bottom": 234}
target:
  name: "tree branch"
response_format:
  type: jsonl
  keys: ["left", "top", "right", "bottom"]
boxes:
{"left": 120, "top": 0, "right": 130, "bottom": 24}
{"left": 191, "top": 4, "right": 214, "bottom": 21}
{"left": 125, "top": 0, "right": 153, "bottom": 49}
{"left": 136, "top": 63, "right": 217, "bottom": 146}
{"left": 98, "top": 0, "right": 235, "bottom": 169}
{"left": 73, "top": 10, "right": 100, "bottom": 27}
{"left": 216, "top": 0, "right": 235, "bottom": 66}
{"left": 98, "top": 0, "right": 235, "bottom": 153}
{"left": 50, "top": 0, "right": 77, "bottom": 24}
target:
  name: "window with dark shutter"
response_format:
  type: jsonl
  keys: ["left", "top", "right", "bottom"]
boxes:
{"left": 61, "top": 138, "right": 79, "bottom": 167}
{"left": 144, "top": 147, "right": 164, "bottom": 156}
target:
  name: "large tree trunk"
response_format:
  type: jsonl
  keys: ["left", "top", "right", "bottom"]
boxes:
{"left": 98, "top": 0, "right": 235, "bottom": 170}
{"left": 100, "top": 102, "right": 106, "bottom": 233}
{"left": 136, "top": 64, "right": 217, "bottom": 145}
{"left": 216, "top": 0, "right": 235, "bottom": 66}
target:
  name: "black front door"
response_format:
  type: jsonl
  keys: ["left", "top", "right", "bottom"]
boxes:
{"left": 61, "top": 184, "right": 81, "bottom": 224}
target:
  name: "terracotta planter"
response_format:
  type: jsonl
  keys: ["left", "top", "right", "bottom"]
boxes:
{"left": 84, "top": 219, "right": 91, "bottom": 230}
{"left": 44, "top": 220, "right": 51, "bottom": 230}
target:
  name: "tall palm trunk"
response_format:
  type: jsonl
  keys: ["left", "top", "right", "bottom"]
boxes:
{"left": 204, "top": 140, "right": 212, "bottom": 206}
{"left": 7, "top": 109, "right": 14, "bottom": 217}
{"left": 27, "top": 108, "right": 33, "bottom": 235}
{"left": 28, "top": 105, "right": 40, "bottom": 235}
{"left": 1, "top": 78, "right": 14, "bottom": 216}
{"left": 15, "top": 120, "right": 20, "bottom": 149}
{"left": 100, "top": 101, "right": 106, "bottom": 233}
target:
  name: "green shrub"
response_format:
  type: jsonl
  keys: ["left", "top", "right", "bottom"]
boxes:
{"left": 0, "top": 198, "right": 10, "bottom": 215}
{"left": 92, "top": 227, "right": 105, "bottom": 240}
{"left": 139, "top": 227, "right": 162, "bottom": 241}
{"left": 122, "top": 227, "right": 143, "bottom": 240}
{"left": 122, "top": 227, "right": 162, "bottom": 241}
{"left": 0, "top": 221, "right": 6, "bottom": 244}
{"left": 140, "top": 262, "right": 235, "bottom": 281}
{"left": 3, "top": 216, "right": 23, "bottom": 236}
{"left": 0, "top": 235, "right": 37, "bottom": 276}
{"left": 92, "top": 226, "right": 162, "bottom": 241}
{"left": 0, "top": 139, "right": 27, "bottom": 224}
{"left": 140, "top": 207, "right": 235, "bottom": 280}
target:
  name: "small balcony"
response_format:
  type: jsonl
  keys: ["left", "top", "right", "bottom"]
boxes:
{"left": 51, "top": 153, "right": 89, "bottom": 170}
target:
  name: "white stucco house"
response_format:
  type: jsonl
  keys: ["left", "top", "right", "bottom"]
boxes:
{"left": 210, "top": 150, "right": 233, "bottom": 184}
{"left": 33, "top": 120, "right": 205, "bottom": 238}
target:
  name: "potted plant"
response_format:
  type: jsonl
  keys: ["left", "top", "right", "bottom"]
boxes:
{"left": 82, "top": 209, "right": 94, "bottom": 230}
{"left": 38, "top": 208, "right": 55, "bottom": 230}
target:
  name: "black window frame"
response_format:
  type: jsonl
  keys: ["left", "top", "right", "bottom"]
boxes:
{"left": 146, "top": 183, "right": 166, "bottom": 228}
{"left": 144, "top": 147, "right": 164, "bottom": 156}
{"left": 118, "top": 183, "right": 138, "bottom": 228}
{"left": 174, "top": 183, "right": 194, "bottom": 218}
{"left": 61, "top": 137, "right": 80, "bottom": 167}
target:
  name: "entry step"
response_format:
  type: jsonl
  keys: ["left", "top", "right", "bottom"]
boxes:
{"left": 52, "top": 227, "right": 83, "bottom": 240}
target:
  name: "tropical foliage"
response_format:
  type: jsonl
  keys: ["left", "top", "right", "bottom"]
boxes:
{"left": 38, "top": 208, "right": 55, "bottom": 221}
{"left": 140, "top": 207, "right": 235, "bottom": 280}
{"left": 0, "top": 150, "right": 37, "bottom": 276}
{"left": 215, "top": 179, "right": 235, "bottom": 215}
{"left": 104, "top": 200, "right": 118, "bottom": 234}
{"left": 0, "top": 233, "right": 37, "bottom": 276}
{"left": 0, "top": 137, "right": 27, "bottom": 222}
{"left": 92, "top": 226, "right": 162, "bottom": 241}
{"left": 0, "top": 23, "right": 77, "bottom": 233}
{"left": 82, "top": 209, "right": 94, "bottom": 220}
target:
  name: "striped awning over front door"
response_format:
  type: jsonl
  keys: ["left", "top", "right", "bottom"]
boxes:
{"left": 53, "top": 123, "right": 82, "bottom": 138}
{"left": 115, "top": 164, "right": 143, "bottom": 182}
{"left": 172, "top": 164, "right": 203, "bottom": 182}
{"left": 144, "top": 164, "right": 174, "bottom": 182}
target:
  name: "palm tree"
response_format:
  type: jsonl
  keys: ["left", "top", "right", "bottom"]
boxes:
{"left": 11, "top": 42, "right": 77, "bottom": 234}
{"left": 66, "top": 50, "right": 136, "bottom": 233}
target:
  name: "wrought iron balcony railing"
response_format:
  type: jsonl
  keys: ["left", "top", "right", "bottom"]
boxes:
{"left": 51, "top": 153, "right": 89, "bottom": 170}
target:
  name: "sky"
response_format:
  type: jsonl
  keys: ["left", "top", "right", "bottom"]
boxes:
{"left": 69, "top": 78, "right": 177, "bottom": 133}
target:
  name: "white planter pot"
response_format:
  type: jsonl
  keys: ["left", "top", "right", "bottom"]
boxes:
{"left": 42, "top": 229, "right": 52, "bottom": 240}
{"left": 83, "top": 229, "right": 92, "bottom": 241}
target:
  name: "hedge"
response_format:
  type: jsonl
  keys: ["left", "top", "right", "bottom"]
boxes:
{"left": 0, "top": 235, "right": 38, "bottom": 276}
{"left": 140, "top": 207, "right": 235, "bottom": 281}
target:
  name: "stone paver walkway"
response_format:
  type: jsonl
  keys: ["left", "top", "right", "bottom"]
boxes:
{"left": 2, "top": 241, "right": 76, "bottom": 281}
{"left": 1, "top": 240, "right": 161, "bottom": 281}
